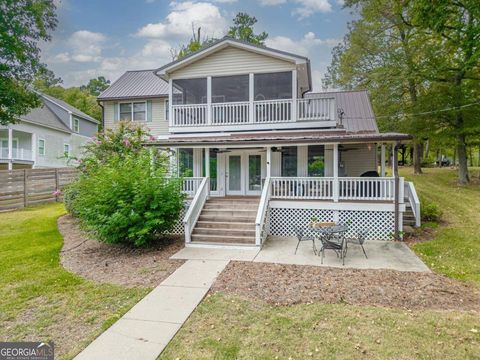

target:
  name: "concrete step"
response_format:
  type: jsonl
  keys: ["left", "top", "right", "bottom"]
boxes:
{"left": 191, "top": 234, "right": 255, "bottom": 244}
{"left": 206, "top": 198, "right": 259, "bottom": 205}
{"left": 193, "top": 227, "right": 256, "bottom": 237}
{"left": 200, "top": 209, "right": 257, "bottom": 218}
{"left": 196, "top": 221, "right": 256, "bottom": 230}
{"left": 203, "top": 203, "right": 259, "bottom": 210}
{"left": 198, "top": 215, "right": 255, "bottom": 223}
{"left": 190, "top": 240, "right": 256, "bottom": 247}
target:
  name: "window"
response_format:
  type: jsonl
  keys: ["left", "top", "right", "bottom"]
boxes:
{"left": 38, "top": 139, "right": 45, "bottom": 156}
{"left": 254, "top": 72, "right": 292, "bottom": 100}
{"left": 172, "top": 78, "right": 207, "bottom": 105}
{"left": 308, "top": 145, "right": 325, "bottom": 176}
{"left": 178, "top": 148, "right": 193, "bottom": 177}
{"left": 212, "top": 75, "right": 249, "bottom": 103}
{"left": 119, "top": 102, "right": 146, "bottom": 121}
{"left": 165, "top": 100, "right": 169, "bottom": 122}
{"left": 281, "top": 146, "right": 297, "bottom": 176}
{"left": 73, "top": 118, "right": 80, "bottom": 132}
{"left": 64, "top": 143, "right": 70, "bottom": 157}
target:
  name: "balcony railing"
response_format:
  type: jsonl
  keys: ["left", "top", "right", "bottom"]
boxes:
{"left": 171, "top": 97, "right": 335, "bottom": 128}
{"left": 0, "top": 148, "right": 33, "bottom": 161}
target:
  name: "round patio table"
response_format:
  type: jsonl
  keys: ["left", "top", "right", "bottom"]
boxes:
{"left": 311, "top": 225, "right": 349, "bottom": 264}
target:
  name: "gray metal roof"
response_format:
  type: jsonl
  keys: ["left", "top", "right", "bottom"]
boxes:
{"left": 41, "top": 92, "right": 99, "bottom": 123}
{"left": 21, "top": 101, "right": 73, "bottom": 133}
{"left": 97, "top": 70, "right": 169, "bottom": 101}
{"left": 305, "top": 90, "right": 378, "bottom": 134}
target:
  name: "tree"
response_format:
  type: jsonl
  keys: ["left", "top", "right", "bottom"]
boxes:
{"left": 176, "top": 26, "right": 216, "bottom": 60}
{"left": 227, "top": 12, "right": 268, "bottom": 45}
{"left": 0, "top": 0, "right": 57, "bottom": 125}
{"left": 410, "top": 0, "right": 480, "bottom": 184}
{"left": 80, "top": 76, "right": 111, "bottom": 96}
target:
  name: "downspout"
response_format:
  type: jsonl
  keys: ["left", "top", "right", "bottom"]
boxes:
{"left": 393, "top": 141, "right": 401, "bottom": 240}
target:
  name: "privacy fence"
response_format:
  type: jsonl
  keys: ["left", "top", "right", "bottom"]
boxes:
{"left": 0, "top": 168, "right": 78, "bottom": 211}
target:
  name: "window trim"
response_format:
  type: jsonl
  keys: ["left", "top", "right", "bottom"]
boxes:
{"left": 63, "top": 143, "right": 71, "bottom": 157}
{"left": 38, "top": 138, "right": 46, "bottom": 157}
{"left": 118, "top": 101, "right": 147, "bottom": 122}
{"left": 73, "top": 118, "right": 80, "bottom": 133}
{"left": 164, "top": 99, "right": 169, "bottom": 122}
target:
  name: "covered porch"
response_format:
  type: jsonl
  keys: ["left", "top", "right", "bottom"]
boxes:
{"left": 0, "top": 128, "right": 35, "bottom": 170}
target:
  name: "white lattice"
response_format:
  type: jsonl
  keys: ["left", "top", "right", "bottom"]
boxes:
{"left": 269, "top": 208, "right": 334, "bottom": 237}
{"left": 338, "top": 210, "right": 394, "bottom": 240}
{"left": 166, "top": 201, "right": 190, "bottom": 235}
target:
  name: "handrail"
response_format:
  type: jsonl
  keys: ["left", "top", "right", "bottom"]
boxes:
{"left": 405, "top": 181, "right": 421, "bottom": 227}
{"left": 182, "top": 177, "right": 204, "bottom": 197}
{"left": 183, "top": 177, "right": 209, "bottom": 243}
{"left": 255, "top": 177, "right": 271, "bottom": 246}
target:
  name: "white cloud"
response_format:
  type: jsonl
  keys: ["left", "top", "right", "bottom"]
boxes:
{"left": 293, "top": 0, "right": 332, "bottom": 18}
{"left": 266, "top": 32, "right": 339, "bottom": 56}
{"left": 50, "top": 30, "right": 107, "bottom": 64}
{"left": 260, "top": 0, "right": 287, "bottom": 5}
{"left": 136, "top": 2, "right": 227, "bottom": 41}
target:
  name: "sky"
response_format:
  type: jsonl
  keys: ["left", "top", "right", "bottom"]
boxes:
{"left": 41, "top": 0, "right": 353, "bottom": 91}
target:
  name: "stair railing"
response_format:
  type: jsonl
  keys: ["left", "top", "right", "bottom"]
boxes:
{"left": 255, "top": 177, "right": 272, "bottom": 246}
{"left": 183, "top": 177, "right": 209, "bottom": 243}
{"left": 404, "top": 181, "right": 421, "bottom": 227}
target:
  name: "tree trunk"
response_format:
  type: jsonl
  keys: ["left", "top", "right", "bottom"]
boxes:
{"left": 457, "top": 134, "right": 469, "bottom": 184}
{"left": 424, "top": 140, "right": 430, "bottom": 160}
{"left": 454, "top": 72, "right": 469, "bottom": 184}
{"left": 413, "top": 142, "right": 423, "bottom": 174}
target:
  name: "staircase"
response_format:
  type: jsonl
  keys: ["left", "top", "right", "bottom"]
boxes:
{"left": 191, "top": 197, "right": 259, "bottom": 245}
{"left": 403, "top": 202, "right": 416, "bottom": 227}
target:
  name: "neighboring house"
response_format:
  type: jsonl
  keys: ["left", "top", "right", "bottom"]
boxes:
{"left": 0, "top": 92, "right": 99, "bottom": 170}
{"left": 98, "top": 36, "right": 421, "bottom": 247}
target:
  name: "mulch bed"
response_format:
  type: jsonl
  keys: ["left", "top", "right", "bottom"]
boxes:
{"left": 58, "top": 215, "right": 185, "bottom": 287}
{"left": 212, "top": 261, "right": 480, "bottom": 311}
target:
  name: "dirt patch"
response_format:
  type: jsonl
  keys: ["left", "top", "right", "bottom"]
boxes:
{"left": 58, "top": 215, "right": 185, "bottom": 287}
{"left": 212, "top": 261, "right": 480, "bottom": 311}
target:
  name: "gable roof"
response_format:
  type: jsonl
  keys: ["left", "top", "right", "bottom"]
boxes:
{"left": 40, "top": 92, "right": 99, "bottom": 123}
{"left": 155, "top": 36, "right": 310, "bottom": 77}
{"left": 97, "top": 70, "right": 170, "bottom": 101}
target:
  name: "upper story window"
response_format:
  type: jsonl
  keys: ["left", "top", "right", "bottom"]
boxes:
{"left": 73, "top": 118, "right": 80, "bottom": 132}
{"left": 119, "top": 102, "right": 146, "bottom": 121}
{"left": 38, "top": 139, "right": 45, "bottom": 156}
{"left": 165, "top": 100, "right": 169, "bottom": 121}
{"left": 64, "top": 143, "right": 70, "bottom": 157}
{"left": 212, "top": 75, "right": 249, "bottom": 103}
{"left": 254, "top": 72, "right": 292, "bottom": 100}
{"left": 173, "top": 78, "right": 207, "bottom": 105}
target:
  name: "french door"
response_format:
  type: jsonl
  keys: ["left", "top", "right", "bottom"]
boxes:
{"left": 226, "top": 151, "right": 264, "bottom": 196}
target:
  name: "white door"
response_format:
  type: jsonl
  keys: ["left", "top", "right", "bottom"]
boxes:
{"left": 226, "top": 154, "right": 243, "bottom": 195}
{"left": 246, "top": 153, "right": 263, "bottom": 196}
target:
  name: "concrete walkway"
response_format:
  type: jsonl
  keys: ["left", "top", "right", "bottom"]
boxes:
{"left": 75, "top": 259, "right": 228, "bottom": 360}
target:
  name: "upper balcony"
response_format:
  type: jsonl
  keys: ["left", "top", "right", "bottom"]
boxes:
{"left": 168, "top": 72, "right": 337, "bottom": 133}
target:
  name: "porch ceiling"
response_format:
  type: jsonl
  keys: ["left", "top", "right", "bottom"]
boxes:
{"left": 147, "top": 130, "right": 412, "bottom": 148}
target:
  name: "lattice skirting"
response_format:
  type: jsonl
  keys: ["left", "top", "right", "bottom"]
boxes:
{"left": 269, "top": 207, "right": 395, "bottom": 240}
{"left": 166, "top": 201, "right": 190, "bottom": 235}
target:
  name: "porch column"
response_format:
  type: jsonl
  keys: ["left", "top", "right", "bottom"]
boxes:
{"left": 249, "top": 73, "right": 254, "bottom": 123}
{"left": 333, "top": 143, "right": 339, "bottom": 202}
{"left": 7, "top": 127, "right": 13, "bottom": 170}
{"left": 168, "top": 79, "right": 173, "bottom": 127}
{"left": 205, "top": 147, "right": 210, "bottom": 195}
{"left": 393, "top": 143, "right": 401, "bottom": 240}
{"left": 266, "top": 146, "right": 272, "bottom": 178}
{"left": 291, "top": 69, "right": 297, "bottom": 121}
{"left": 207, "top": 76, "right": 212, "bottom": 125}
{"left": 380, "top": 144, "right": 386, "bottom": 177}
{"left": 391, "top": 144, "right": 396, "bottom": 176}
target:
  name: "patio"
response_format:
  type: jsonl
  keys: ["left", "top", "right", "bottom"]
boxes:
{"left": 172, "top": 236, "right": 430, "bottom": 272}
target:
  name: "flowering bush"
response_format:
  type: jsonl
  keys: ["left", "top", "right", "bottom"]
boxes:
{"left": 65, "top": 123, "right": 185, "bottom": 247}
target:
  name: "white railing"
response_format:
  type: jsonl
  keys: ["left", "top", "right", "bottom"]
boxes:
{"left": 255, "top": 177, "right": 271, "bottom": 246}
{"left": 338, "top": 177, "right": 396, "bottom": 201}
{"left": 182, "top": 177, "right": 204, "bottom": 197}
{"left": 298, "top": 97, "right": 335, "bottom": 121}
{"left": 0, "top": 148, "right": 33, "bottom": 161}
{"left": 254, "top": 99, "right": 292, "bottom": 123}
{"left": 405, "top": 181, "right": 421, "bottom": 227}
{"left": 212, "top": 101, "right": 249, "bottom": 125}
{"left": 271, "top": 177, "right": 334, "bottom": 199}
{"left": 172, "top": 104, "right": 208, "bottom": 126}
{"left": 183, "top": 177, "right": 209, "bottom": 243}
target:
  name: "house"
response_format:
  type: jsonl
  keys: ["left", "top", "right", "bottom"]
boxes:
{"left": 0, "top": 91, "right": 99, "bottom": 170}
{"left": 98, "top": 37, "right": 421, "bottom": 247}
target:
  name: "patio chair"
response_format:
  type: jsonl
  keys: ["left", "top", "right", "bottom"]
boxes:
{"left": 348, "top": 228, "right": 369, "bottom": 259}
{"left": 293, "top": 226, "right": 317, "bottom": 255}
{"left": 317, "top": 232, "right": 346, "bottom": 265}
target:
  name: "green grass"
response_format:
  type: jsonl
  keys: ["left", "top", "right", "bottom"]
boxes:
{"left": 0, "top": 203, "right": 149, "bottom": 359}
{"left": 401, "top": 167, "right": 480, "bottom": 285}
{"left": 160, "top": 293, "right": 479, "bottom": 360}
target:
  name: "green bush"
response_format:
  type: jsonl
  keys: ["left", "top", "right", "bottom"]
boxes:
{"left": 65, "top": 123, "right": 186, "bottom": 247}
{"left": 421, "top": 198, "right": 442, "bottom": 223}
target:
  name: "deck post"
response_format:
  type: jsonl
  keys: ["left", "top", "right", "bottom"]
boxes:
{"left": 333, "top": 143, "right": 339, "bottom": 202}
{"left": 291, "top": 69, "right": 297, "bottom": 121}
{"left": 207, "top": 76, "right": 212, "bottom": 125}
{"left": 7, "top": 127, "right": 13, "bottom": 170}
{"left": 393, "top": 142, "right": 401, "bottom": 240}
{"left": 266, "top": 146, "right": 272, "bottom": 178}
{"left": 168, "top": 79, "right": 173, "bottom": 127}
{"left": 249, "top": 73, "right": 254, "bottom": 123}
{"left": 380, "top": 144, "right": 386, "bottom": 177}
{"left": 205, "top": 147, "right": 210, "bottom": 195}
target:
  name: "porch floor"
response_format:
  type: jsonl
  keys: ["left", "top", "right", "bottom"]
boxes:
{"left": 172, "top": 236, "right": 430, "bottom": 272}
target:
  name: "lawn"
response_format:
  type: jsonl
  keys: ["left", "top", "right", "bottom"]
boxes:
{"left": 159, "top": 168, "right": 480, "bottom": 359}
{"left": 402, "top": 167, "right": 480, "bottom": 285}
{"left": 0, "top": 203, "right": 149, "bottom": 359}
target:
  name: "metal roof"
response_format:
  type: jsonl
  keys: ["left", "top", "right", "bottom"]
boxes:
{"left": 21, "top": 100, "right": 72, "bottom": 133}
{"left": 305, "top": 90, "right": 378, "bottom": 133}
{"left": 40, "top": 92, "right": 99, "bottom": 123}
{"left": 97, "top": 70, "right": 169, "bottom": 101}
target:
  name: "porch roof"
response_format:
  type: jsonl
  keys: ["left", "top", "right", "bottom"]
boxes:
{"left": 147, "top": 129, "right": 412, "bottom": 147}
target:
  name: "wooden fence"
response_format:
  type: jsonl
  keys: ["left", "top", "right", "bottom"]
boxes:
{"left": 0, "top": 168, "right": 78, "bottom": 211}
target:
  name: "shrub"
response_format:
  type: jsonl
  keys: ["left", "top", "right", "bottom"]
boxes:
{"left": 66, "top": 123, "right": 185, "bottom": 247}
{"left": 421, "top": 198, "right": 442, "bottom": 223}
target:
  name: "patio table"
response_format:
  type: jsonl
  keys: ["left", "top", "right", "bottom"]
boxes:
{"left": 311, "top": 225, "right": 349, "bottom": 265}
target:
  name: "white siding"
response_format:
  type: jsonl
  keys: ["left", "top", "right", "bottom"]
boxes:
{"left": 102, "top": 99, "right": 168, "bottom": 137}
{"left": 170, "top": 46, "right": 295, "bottom": 79}
{"left": 341, "top": 143, "right": 377, "bottom": 177}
